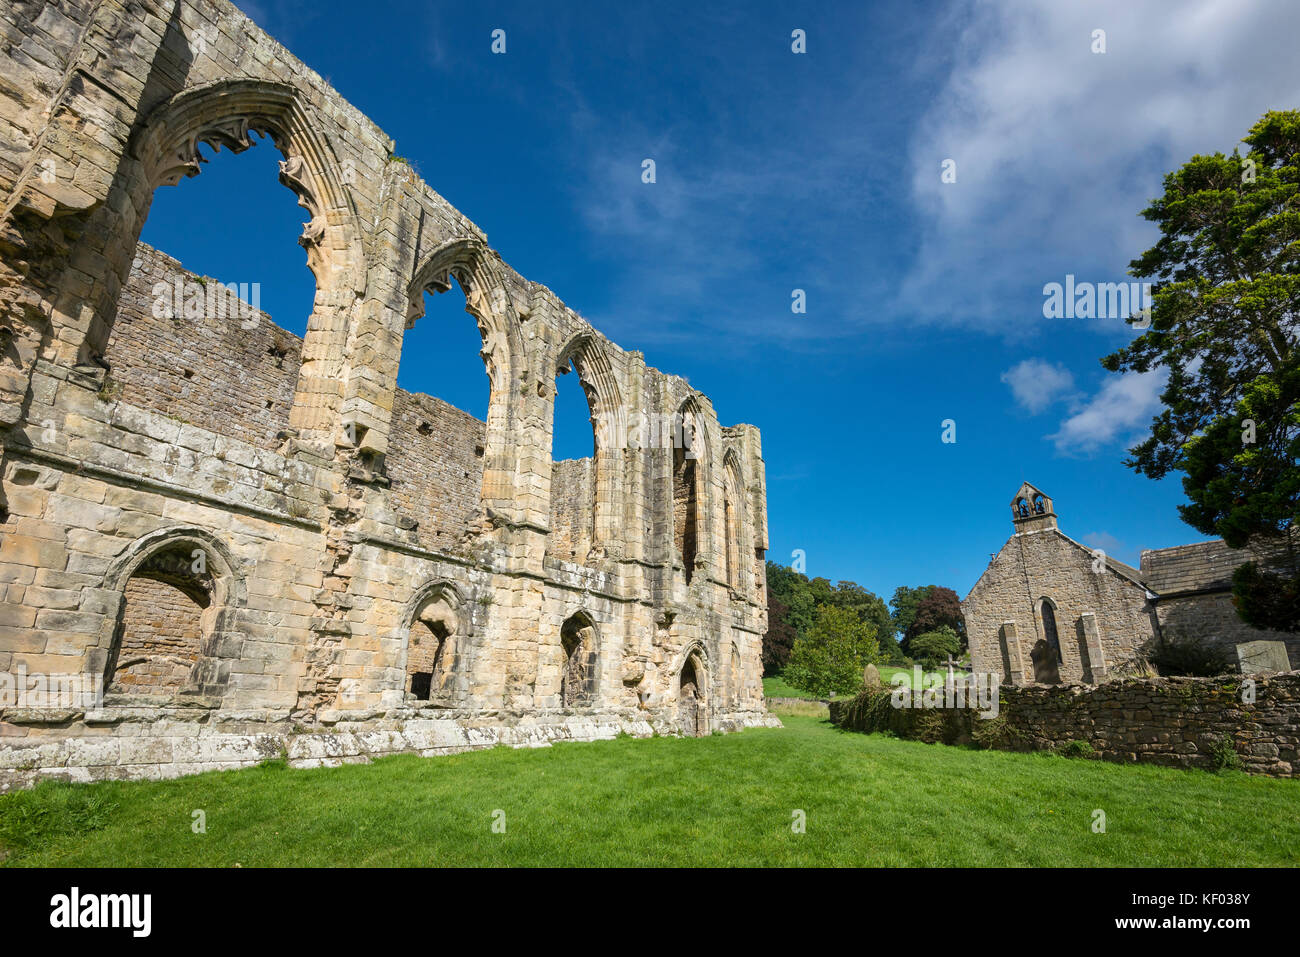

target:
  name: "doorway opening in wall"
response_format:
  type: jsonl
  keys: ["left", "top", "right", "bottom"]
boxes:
{"left": 407, "top": 618, "right": 451, "bottom": 702}
{"left": 678, "top": 649, "right": 706, "bottom": 735}
{"left": 560, "top": 613, "right": 596, "bottom": 708}
{"left": 139, "top": 133, "right": 316, "bottom": 339}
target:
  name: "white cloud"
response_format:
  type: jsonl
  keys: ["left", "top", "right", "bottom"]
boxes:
{"left": 1082, "top": 531, "right": 1125, "bottom": 555}
{"left": 1049, "top": 370, "right": 1165, "bottom": 455}
{"left": 902, "top": 0, "right": 1300, "bottom": 330}
{"left": 1001, "top": 358, "right": 1075, "bottom": 414}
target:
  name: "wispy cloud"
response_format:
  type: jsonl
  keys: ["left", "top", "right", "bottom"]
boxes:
{"left": 1001, "top": 358, "right": 1075, "bottom": 414}
{"left": 901, "top": 0, "right": 1300, "bottom": 332}
{"left": 1049, "top": 369, "right": 1165, "bottom": 456}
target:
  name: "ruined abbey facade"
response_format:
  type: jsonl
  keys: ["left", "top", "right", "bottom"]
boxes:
{"left": 0, "top": 0, "right": 776, "bottom": 789}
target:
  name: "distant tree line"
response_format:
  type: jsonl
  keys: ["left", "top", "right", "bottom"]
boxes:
{"left": 763, "top": 563, "right": 968, "bottom": 696}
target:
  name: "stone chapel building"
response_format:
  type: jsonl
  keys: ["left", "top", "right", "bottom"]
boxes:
{"left": 963, "top": 483, "right": 1298, "bottom": 686}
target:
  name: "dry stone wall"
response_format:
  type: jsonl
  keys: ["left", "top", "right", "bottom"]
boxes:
{"left": 831, "top": 674, "right": 1300, "bottom": 777}
{"left": 0, "top": 0, "right": 776, "bottom": 790}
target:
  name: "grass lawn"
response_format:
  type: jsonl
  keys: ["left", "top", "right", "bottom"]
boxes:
{"left": 2, "top": 713, "right": 1297, "bottom": 867}
{"left": 762, "top": 675, "right": 831, "bottom": 699}
{"left": 877, "top": 665, "right": 969, "bottom": 688}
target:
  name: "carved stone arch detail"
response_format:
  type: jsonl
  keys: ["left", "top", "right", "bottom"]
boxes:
{"left": 130, "top": 79, "right": 365, "bottom": 290}
{"left": 394, "top": 579, "right": 472, "bottom": 701}
{"left": 92, "top": 525, "right": 246, "bottom": 700}
{"left": 406, "top": 236, "right": 523, "bottom": 377}
{"left": 554, "top": 330, "right": 623, "bottom": 430}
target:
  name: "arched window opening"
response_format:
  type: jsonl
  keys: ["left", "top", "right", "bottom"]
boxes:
{"left": 554, "top": 359, "right": 596, "bottom": 460}
{"left": 1042, "top": 601, "right": 1062, "bottom": 662}
{"left": 102, "top": 134, "right": 317, "bottom": 450}
{"left": 398, "top": 283, "right": 492, "bottom": 420}
{"left": 549, "top": 359, "right": 598, "bottom": 562}
{"left": 1031, "top": 598, "right": 1064, "bottom": 685}
{"left": 107, "top": 545, "right": 215, "bottom": 695}
{"left": 673, "top": 440, "right": 700, "bottom": 584}
{"left": 723, "top": 458, "right": 744, "bottom": 591}
{"left": 385, "top": 282, "right": 491, "bottom": 550}
{"left": 560, "top": 613, "right": 597, "bottom": 708}
{"left": 139, "top": 133, "right": 315, "bottom": 337}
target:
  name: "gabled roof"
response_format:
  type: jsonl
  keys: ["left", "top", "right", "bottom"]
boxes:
{"left": 963, "top": 525, "right": 1147, "bottom": 604}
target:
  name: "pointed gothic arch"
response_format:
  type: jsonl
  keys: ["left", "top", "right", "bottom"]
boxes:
{"left": 406, "top": 237, "right": 528, "bottom": 517}
{"left": 66, "top": 79, "right": 366, "bottom": 433}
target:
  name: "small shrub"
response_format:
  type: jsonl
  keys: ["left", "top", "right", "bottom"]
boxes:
{"left": 1057, "top": 740, "right": 1095, "bottom": 759}
{"left": 909, "top": 627, "right": 961, "bottom": 668}
{"left": 1209, "top": 734, "right": 1241, "bottom": 772}
{"left": 970, "top": 710, "right": 1018, "bottom": 750}
{"left": 914, "top": 710, "right": 945, "bottom": 744}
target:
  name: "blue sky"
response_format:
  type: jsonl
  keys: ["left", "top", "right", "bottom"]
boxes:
{"left": 139, "top": 0, "right": 1300, "bottom": 602}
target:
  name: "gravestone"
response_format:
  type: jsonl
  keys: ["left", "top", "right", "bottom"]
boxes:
{"left": 1236, "top": 640, "right": 1292, "bottom": 674}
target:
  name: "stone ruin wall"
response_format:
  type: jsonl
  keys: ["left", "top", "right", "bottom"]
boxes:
{"left": 0, "top": 0, "right": 777, "bottom": 790}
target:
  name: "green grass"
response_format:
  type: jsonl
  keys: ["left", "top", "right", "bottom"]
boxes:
{"left": 3, "top": 715, "right": 1297, "bottom": 866}
{"left": 762, "top": 675, "right": 829, "bottom": 699}
{"left": 877, "top": 665, "right": 968, "bottom": 688}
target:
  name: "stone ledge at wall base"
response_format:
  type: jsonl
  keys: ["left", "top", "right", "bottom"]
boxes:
{"left": 0, "top": 706, "right": 784, "bottom": 792}
{"left": 828, "top": 672, "right": 1300, "bottom": 778}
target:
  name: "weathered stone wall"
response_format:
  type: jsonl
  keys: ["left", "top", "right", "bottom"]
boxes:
{"left": 103, "top": 244, "right": 300, "bottom": 452}
{"left": 964, "top": 527, "right": 1158, "bottom": 685}
{"left": 548, "top": 458, "right": 594, "bottom": 562}
{"left": 0, "top": 0, "right": 776, "bottom": 790}
{"left": 830, "top": 673, "right": 1300, "bottom": 777}
{"left": 1157, "top": 592, "right": 1300, "bottom": 666}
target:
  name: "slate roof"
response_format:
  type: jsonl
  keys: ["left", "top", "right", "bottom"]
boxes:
{"left": 1139, "top": 538, "right": 1288, "bottom": 596}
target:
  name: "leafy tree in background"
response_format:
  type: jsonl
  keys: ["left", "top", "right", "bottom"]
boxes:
{"left": 908, "top": 586, "right": 967, "bottom": 650}
{"left": 763, "top": 563, "right": 902, "bottom": 672}
{"left": 763, "top": 593, "right": 797, "bottom": 676}
{"left": 1101, "top": 109, "right": 1300, "bottom": 630}
{"left": 766, "top": 561, "right": 815, "bottom": 636}
{"left": 909, "top": 626, "right": 962, "bottom": 668}
{"left": 834, "top": 581, "right": 901, "bottom": 663}
{"left": 784, "top": 604, "right": 880, "bottom": 698}
{"left": 889, "top": 585, "right": 933, "bottom": 651}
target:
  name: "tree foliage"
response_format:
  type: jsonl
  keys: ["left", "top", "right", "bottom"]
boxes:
{"left": 764, "top": 562, "right": 902, "bottom": 670}
{"left": 908, "top": 587, "right": 966, "bottom": 648}
{"left": 762, "top": 593, "right": 798, "bottom": 675}
{"left": 783, "top": 604, "right": 880, "bottom": 698}
{"left": 1100, "top": 110, "right": 1300, "bottom": 629}
{"left": 908, "top": 627, "right": 962, "bottom": 668}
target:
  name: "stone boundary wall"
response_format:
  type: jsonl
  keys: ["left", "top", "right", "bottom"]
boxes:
{"left": 829, "top": 673, "right": 1300, "bottom": 777}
